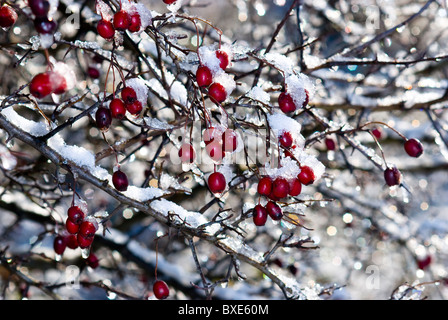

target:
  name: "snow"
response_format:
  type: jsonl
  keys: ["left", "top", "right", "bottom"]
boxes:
{"left": 123, "top": 185, "right": 166, "bottom": 202}
{"left": 95, "top": 0, "right": 113, "bottom": 21}
{"left": 150, "top": 198, "right": 220, "bottom": 235}
{"left": 263, "top": 156, "right": 302, "bottom": 181}
{"left": 246, "top": 86, "right": 271, "bottom": 105}
{"left": 125, "top": 78, "right": 149, "bottom": 105}
{"left": 1, "top": 107, "right": 50, "bottom": 137}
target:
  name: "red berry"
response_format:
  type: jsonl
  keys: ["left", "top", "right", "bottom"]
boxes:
{"left": 325, "top": 137, "right": 336, "bottom": 151}
{"left": 113, "top": 10, "right": 131, "bottom": 31}
{"left": 178, "top": 143, "right": 196, "bottom": 163}
{"left": 257, "top": 177, "right": 273, "bottom": 196}
{"left": 163, "top": 0, "right": 177, "bottom": 4}
{"left": 34, "top": 16, "right": 57, "bottom": 34}
{"left": 86, "top": 252, "right": 99, "bottom": 269}
{"left": 153, "top": 280, "right": 169, "bottom": 300}
{"left": 384, "top": 166, "right": 401, "bottom": 186}
{"left": 121, "top": 87, "right": 137, "bottom": 104}
{"left": 298, "top": 166, "right": 315, "bottom": 186}
{"left": 288, "top": 178, "right": 302, "bottom": 196}
{"left": 97, "top": 19, "right": 115, "bottom": 40}
{"left": 203, "top": 127, "right": 216, "bottom": 145}
{"left": 68, "top": 206, "right": 85, "bottom": 225}
{"left": 278, "top": 92, "right": 297, "bottom": 113}
{"left": 279, "top": 131, "right": 293, "bottom": 148}
{"left": 128, "top": 13, "right": 141, "bottom": 33}
{"left": 110, "top": 98, "right": 127, "bottom": 119}
{"left": 77, "top": 233, "right": 93, "bottom": 249}
{"left": 66, "top": 218, "right": 79, "bottom": 234}
{"left": 126, "top": 100, "right": 143, "bottom": 115}
{"left": 95, "top": 106, "right": 112, "bottom": 131}
{"left": 208, "top": 172, "right": 226, "bottom": 194}
{"left": 0, "top": 5, "right": 18, "bottom": 28}
{"left": 272, "top": 177, "right": 289, "bottom": 199}
{"left": 208, "top": 83, "right": 227, "bottom": 103}
{"left": 222, "top": 129, "right": 238, "bottom": 152}
{"left": 28, "top": 0, "right": 50, "bottom": 17}
{"left": 79, "top": 220, "right": 97, "bottom": 240}
{"left": 216, "top": 50, "right": 230, "bottom": 70}
{"left": 404, "top": 138, "right": 423, "bottom": 158}
{"left": 30, "top": 72, "right": 53, "bottom": 99}
{"left": 253, "top": 204, "right": 268, "bottom": 226}
{"left": 303, "top": 89, "right": 310, "bottom": 108}
{"left": 196, "top": 65, "right": 213, "bottom": 88}
{"left": 266, "top": 201, "right": 283, "bottom": 221}
{"left": 112, "top": 169, "right": 129, "bottom": 191}
{"left": 66, "top": 234, "right": 79, "bottom": 249}
{"left": 417, "top": 255, "right": 431, "bottom": 270}
{"left": 206, "top": 140, "right": 225, "bottom": 162}
{"left": 53, "top": 235, "right": 67, "bottom": 255}
{"left": 372, "top": 127, "right": 382, "bottom": 140}
{"left": 88, "top": 66, "right": 100, "bottom": 79}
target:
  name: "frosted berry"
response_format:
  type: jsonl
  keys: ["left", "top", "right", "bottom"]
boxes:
{"left": 128, "top": 13, "right": 141, "bottom": 33}
{"left": 30, "top": 72, "right": 53, "bottom": 99}
{"left": 153, "top": 280, "right": 169, "bottom": 300}
{"left": 28, "top": 0, "right": 50, "bottom": 17}
{"left": 203, "top": 127, "right": 216, "bottom": 145}
{"left": 288, "top": 178, "right": 302, "bottom": 197}
{"left": 34, "top": 16, "right": 57, "bottom": 34}
{"left": 196, "top": 65, "right": 213, "bottom": 88}
{"left": 384, "top": 166, "right": 401, "bottom": 187}
{"left": 53, "top": 235, "right": 67, "bottom": 255}
{"left": 113, "top": 10, "right": 131, "bottom": 31}
{"left": 0, "top": 5, "right": 18, "bottom": 28}
{"left": 272, "top": 177, "right": 289, "bottom": 199}
{"left": 404, "top": 138, "right": 423, "bottom": 158}
{"left": 97, "top": 19, "right": 115, "bottom": 40}
{"left": 50, "top": 71, "right": 67, "bottom": 95}
{"left": 121, "top": 87, "right": 137, "bottom": 104}
{"left": 206, "top": 140, "right": 225, "bottom": 162}
{"left": 112, "top": 169, "right": 129, "bottom": 191}
{"left": 66, "top": 218, "right": 79, "bottom": 234}
{"left": 257, "top": 177, "right": 273, "bottom": 196}
{"left": 216, "top": 50, "right": 230, "bottom": 70}
{"left": 278, "top": 92, "right": 296, "bottom": 113}
{"left": 208, "top": 172, "right": 226, "bottom": 194}
{"left": 298, "top": 166, "right": 315, "bottom": 186}
{"left": 279, "top": 131, "right": 293, "bottom": 148}
{"left": 126, "top": 100, "right": 143, "bottom": 115}
{"left": 222, "top": 129, "right": 238, "bottom": 152}
{"left": 266, "top": 201, "right": 283, "bottom": 221}
{"left": 253, "top": 204, "right": 268, "bottom": 226}
{"left": 178, "top": 143, "right": 196, "bottom": 163}
{"left": 208, "top": 83, "right": 227, "bottom": 103}
{"left": 110, "top": 98, "right": 127, "bottom": 119}
{"left": 95, "top": 106, "right": 112, "bottom": 131}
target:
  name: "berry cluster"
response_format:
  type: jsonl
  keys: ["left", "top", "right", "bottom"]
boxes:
{"left": 96, "top": 1, "right": 151, "bottom": 40}
{"left": 53, "top": 232, "right": 99, "bottom": 269}
{"left": 196, "top": 46, "right": 234, "bottom": 104}
{"left": 29, "top": 62, "right": 75, "bottom": 99}
{"left": 64, "top": 205, "right": 99, "bottom": 249}
{"left": 0, "top": 4, "right": 18, "bottom": 28}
